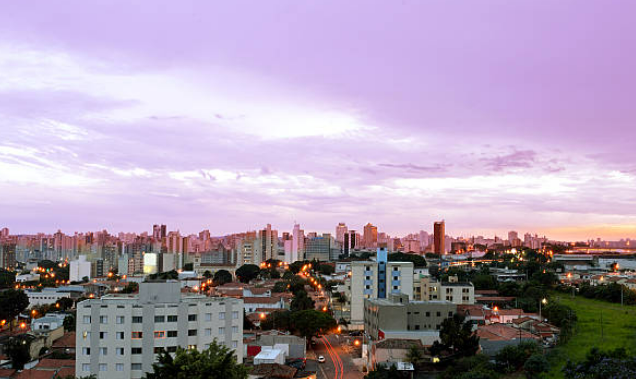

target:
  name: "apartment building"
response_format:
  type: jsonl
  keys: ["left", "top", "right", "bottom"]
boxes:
{"left": 344, "top": 248, "right": 414, "bottom": 325}
{"left": 76, "top": 281, "right": 243, "bottom": 379}
{"left": 413, "top": 274, "right": 475, "bottom": 305}
{"left": 364, "top": 293, "right": 456, "bottom": 340}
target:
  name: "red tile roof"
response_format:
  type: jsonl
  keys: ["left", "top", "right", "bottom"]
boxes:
{"left": 35, "top": 359, "right": 75, "bottom": 369}
{"left": 52, "top": 332, "right": 75, "bottom": 348}
{"left": 0, "top": 369, "right": 16, "bottom": 378}
{"left": 55, "top": 367, "right": 75, "bottom": 378}
{"left": 243, "top": 297, "right": 282, "bottom": 304}
{"left": 13, "top": 370, "right": 56, "bottom": 379}
{"left": 477, "top": 323, "right": 539, "bottom": 341}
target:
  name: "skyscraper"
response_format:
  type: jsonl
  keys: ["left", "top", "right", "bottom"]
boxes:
{"left": 291, "top": 223, "right": 304, "bottom": 263}
{"left": 152, "top": 224, "right": 166, "bottom": 240}
{"left": 258, "top": 224, "right": 278, "bottom": 262}
{"left": 434, "top": 221, "right": 445, "bottom": 255}
{"left": 363, "top": 223, "right": 378, "bottom": 249}
{"left": 335, "top": 223, "right": 348, "bottom": 245}
{"left": 343, "top": 230, "right": 356, "bottom": 257}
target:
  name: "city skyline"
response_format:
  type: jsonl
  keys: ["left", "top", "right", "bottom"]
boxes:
{"left": 2, "top": 1, "right": 636, "bottom": 240}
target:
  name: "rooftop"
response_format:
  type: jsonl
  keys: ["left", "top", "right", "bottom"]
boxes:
{"left": 375, "top": 338, "right": 424, "bottom": 350}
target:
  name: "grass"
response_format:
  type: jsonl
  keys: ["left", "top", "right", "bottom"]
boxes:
{"left": 544, "top": 292, "right": 636, "bottom": 378}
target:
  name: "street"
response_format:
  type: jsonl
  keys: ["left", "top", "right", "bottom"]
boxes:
{"left": 311, "top": 334, "right": 365, "bottom": 379}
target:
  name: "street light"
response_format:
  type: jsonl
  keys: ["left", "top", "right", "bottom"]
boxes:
{"left": 539, "top": 298, "right": 547, "bottom": 321}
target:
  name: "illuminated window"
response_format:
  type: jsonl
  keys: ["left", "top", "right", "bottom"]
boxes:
{"left": 154, "top": 331, "right": 165, "bottom": 339}
{"left": 132, "top": 331, "right": 143, "bottom": 339}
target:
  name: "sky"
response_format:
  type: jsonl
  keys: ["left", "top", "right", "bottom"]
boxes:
{"left": 1, "top": 1, "right": 636, "bottom": 240}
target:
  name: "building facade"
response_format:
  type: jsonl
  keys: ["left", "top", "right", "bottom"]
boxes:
{"left": 76, "top": 281, "right": 244, "bottom": 379}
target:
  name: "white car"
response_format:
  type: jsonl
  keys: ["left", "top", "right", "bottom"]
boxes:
{"left": 318, "top": 355, "right": 326, "bottom": 363}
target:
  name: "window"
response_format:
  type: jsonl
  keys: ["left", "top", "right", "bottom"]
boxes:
{"left": 132, "top": 331, "right": 143, "bottom": 339}
{"left": 99, "top": 347, "right": 108, "bottom": 356}
{"left": 205, "top": 328, "right": 212, "bottom": 336}
{"left": 155, "top": 315, "right": 165, "bottom": 323}
{"left": 82, "top": 331, "right": 91, "bottom": 340}
{"left": 425, "top": 312, "right": 430, "bottom": 317}
{"left": 154, "top": 331, "right": 165, "bottom": 339}
{"left": 82, "top": 364, "right": 90, "bottom": 372}
{"left": 116, "top": 347, "right": 124, "bottom": 356}
{"left": 99, "top": 316, "right": 108, "bottom": 324}
{"left": 188, "top": 329, "right": 197, "bottom": 336}
{"left": 154, "top": 347, "right": 165, "bottom": 354}
{"left": 448, "top": 312, "right": 453, "bottom": 317}
{"left": 393, "top": 286, "right": 398, "bottom": 290}
{"left": 393, "top": 267, "right": 399, "bottom": 271}
{"left": 167, "top": 315, "right": 178, "bottom": 322}
{"left": 414, "top": 325, "right": 420, "bottom": 330}
{"left": 116, "top": 363, "right": 124, "bottom": 372}
{"left": 205, "top": 313, "right": 212, "bottom": 321}
{"left": 167, "top": 346, "right": 177, "bottom": 353}
{"left": 232, "top": 311, "right": 238, "bottom": 319}
{"left": 167, "top": 330, "right": 177, "bottom": 337}
{"left": 99, "top": 331, "right": 108, "bottom": 339}
{"left": 132, "top": 316, "right": 143, "bottom": 323}
{"left": 188, "top": 344, "right": 197, "bottom": 350}
{"left": 131, "top": 347, "right": 142, "bottom": 354}
{"left": 116, "top": 316, "right": 125, "bottom": 324}
{"left": 131, "top": 363, "right": 142, "bottom": 370}
{"left": 232, "top": 326, "right": 238, "bottom": 333}
{"left": 218, "top": 327, "right": 225, "bottom": 335}
{"left": 219, "top": 312, "right": 225, "bottom": 320}
{"left": 99, "top": 363, "right": 107, "bottom": 372}
{"left": 116, "top": 331, "right": 124, "bottom": 340}
{"left": 83, "top": 316, "right": 91, "bottom": 324}
{"left": 232, "top": 341, "right": 238, "bottom": 348}
{"left": 82, "top": 347, "right": 91, "bottom": 356}
{"left": 436, "top": 312, "right": 441, "bottom": 317}
{"left": 188, "top": 314, "right": 197, "bottom": 321}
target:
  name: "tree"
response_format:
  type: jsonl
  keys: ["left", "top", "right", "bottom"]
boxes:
{"left": 63, "top": 315, "right": 75, "bottom": 332}
{"left": 261, "top": 310, "right": 293, "bottom": 331}
{"left": 291, "top": 310, "right": 337, "bottom": 341}
{"left": 291, "top": 290, "right": 315, "bottom": 311}
{"left": 524, "top": 354, "right": 550, "bottom": 379}
{"left": 202, "top": 270, "right": 212, "bottom": 279}
{"left": 471, "top": 274, "right": 497, "bottom": 290}
{"left": 56, "top": 297, "right": 74, "bottom": 311}
{"left": 145, "top": 341, "right": 249, "bottom": 379}
{"left": 243, "top": 309, "right": 255, "bottom": 330}
{"left": 0, "top": 289, "right": 29, "bottom": 323}
{"left": 495, "top": 341, "right": 541, "bottom": 373}
{"left": 365, "top": 365, "right": 402, "bottom": 379}
{"left": 563, "top": 347, "right": 636, "bottom": 379}
{"left": 319, "top": 265, "right": 335, "bottom": 276}
{"left": 236, "top": 264, "right": 260, "bottom": 283}
{"left": 388, "top": 252, "right": 427, "bottom": 267}
{"left": 0, "top": 269, "right": 16, "bottom": 288}
{"left": 434, "top": 313, "right": 479, "bottom": 357}
{"left": 148, "top": 270, "right": 179, "bottom": 280}
{"left": 406, "top": 344, "right": 422, "bottom": 365}
{"left": 121, "top": 282, "right": 139, "bottom": 294}
{"left": 273, "top": 281, "right": 289, "bottom": 293}
{"left": 6, "top": 335, "right": 32, "bottom": 369}
{"left": 213, "top": 270, "right": 233, "bottom": 286}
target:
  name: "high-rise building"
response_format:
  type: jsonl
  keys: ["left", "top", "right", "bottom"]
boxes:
{"left": 335, "top": 223, "right": 348, "bottom": 245}
{"left": 434, "top": 221, "right": 445, "bottom": 255}
{"left": 70, "top": 255, "right": 92, "bottom": 282}
{"left": 363, "top": 223, "right": 378, "bottom": 249}
{"left": 343, "top": 230, "right": 356, "bottom": 257}
{"left": 0, "top": 242, "right": 16, "bottom": 271}
{"left": 304, "top": 234, "right": 332, "bottom": 261}
{"left": 152, "top": 225, "right": 166, "bottom": 240}
{"left": 0, "top": 227, "right": 9, "bottom": 239}
{"left": 76, "top": 281, "right": 244, "bottom": 379}
{"left": 291, "top": 224, "right": 304, "bottom": 263}
{"left": 258, "top": 224, "right": 278, "bottom": 262}
{"left": 344, "top": 248, "right": 414, "bottom": 325}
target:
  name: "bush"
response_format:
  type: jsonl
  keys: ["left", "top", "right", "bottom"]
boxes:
{"left": 524, "top": 354, "right": 550, "bottom": 379}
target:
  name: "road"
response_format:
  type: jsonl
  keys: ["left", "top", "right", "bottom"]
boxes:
{"left": 312, "top": 334, "right": 365, "bottom": 379}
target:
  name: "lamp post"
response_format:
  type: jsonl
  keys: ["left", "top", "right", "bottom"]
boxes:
{"left": 539, "top": 298, "right": 547, "bottom": 321}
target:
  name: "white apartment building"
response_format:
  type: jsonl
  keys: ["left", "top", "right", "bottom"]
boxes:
{"left": 344, "top": 249, "right": 414, "bottom": 326}
{"left": 76, "top": 281, "right": 244, "bottom": 379}
{"left": 70, "top": 255, "right": 91, "bottom": 282}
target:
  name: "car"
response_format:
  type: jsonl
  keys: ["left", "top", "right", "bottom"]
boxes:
{"left": 349, "top": 331, "right": 362, "bottom": 336}
{"left": 318, "top": 356, "right": 326, "bottom": 363}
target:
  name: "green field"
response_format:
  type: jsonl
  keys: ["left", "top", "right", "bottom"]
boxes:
{"left": 545, "top": 292, "right": 636, "bottom": 378}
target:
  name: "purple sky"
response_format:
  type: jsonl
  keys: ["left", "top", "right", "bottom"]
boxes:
{"left": 1, "top": 1, "right": 636, "bottom": 240}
